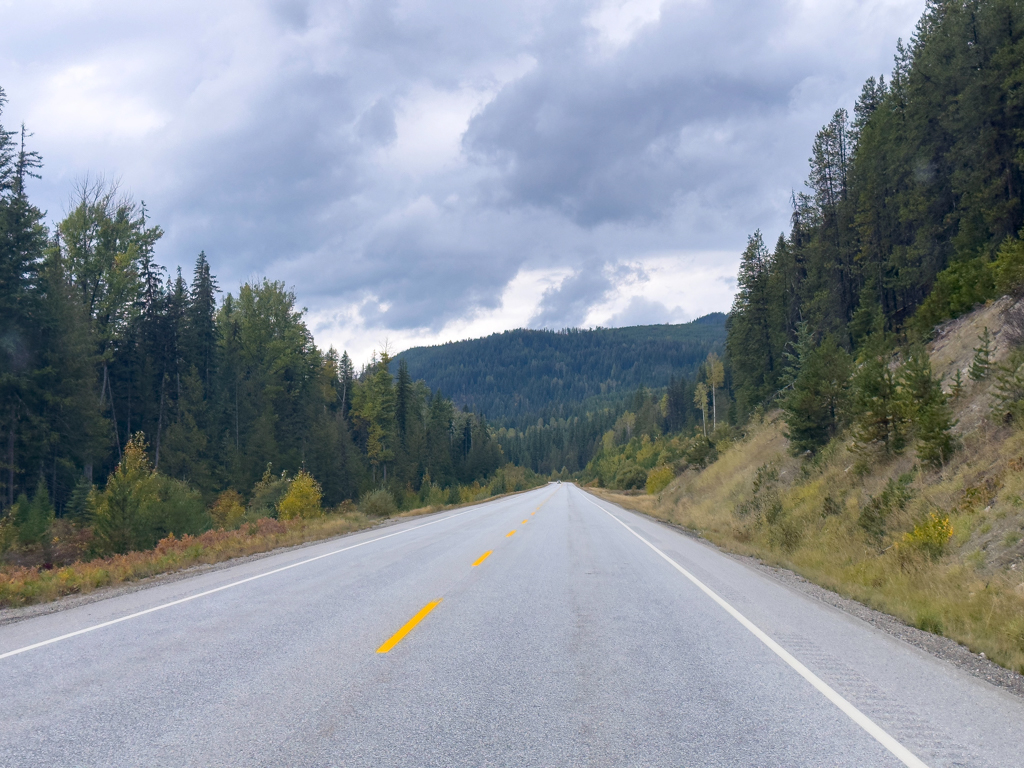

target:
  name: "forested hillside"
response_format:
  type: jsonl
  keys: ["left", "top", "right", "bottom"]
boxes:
{"left": 728, "top": 0, "right": 1024, "bottom": 422}
{"left": 394, "top": 315, "right": 725, "bottom": 424}
{"left": 0, "top": 85, "right": 519, "bottom": 564}
{"left": 392, "top": 317, "right": 725, "bottom": 477}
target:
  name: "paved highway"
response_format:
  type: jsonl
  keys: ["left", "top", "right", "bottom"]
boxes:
{"left": 1, "top": 483, "right": 1022, "bottom": 766}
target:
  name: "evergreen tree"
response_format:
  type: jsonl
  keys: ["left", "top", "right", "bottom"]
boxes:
{"left": 852, "top": 329, "right": 908, "bottom": 456}
{"left": 782, "top": 335, "right": 853, "bottom": 454}
{"left": 899, "top": 345, "right": 958, "bottom": 468}
{"left": 969, "top": 327, "right": 994, "bottom": 381}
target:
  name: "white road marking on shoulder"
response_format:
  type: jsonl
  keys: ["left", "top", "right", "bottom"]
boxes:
{"left": 578, "top": 489, "right": 928, "bottom": 768}
{"left": 0, "top": 493, "right": 532, "bottom": 661}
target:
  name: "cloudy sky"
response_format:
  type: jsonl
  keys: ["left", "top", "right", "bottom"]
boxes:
{"left": 1, "top": 0, "right": 923, "bottom": 364}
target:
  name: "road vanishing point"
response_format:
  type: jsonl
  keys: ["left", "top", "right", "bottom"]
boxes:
{"left": 1, "top": 484, "right": 1022, "bottom": 766}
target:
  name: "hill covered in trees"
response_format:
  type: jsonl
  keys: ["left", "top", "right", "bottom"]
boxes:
{"left": 394, "top": 315, "right": 726, "bottom": 426}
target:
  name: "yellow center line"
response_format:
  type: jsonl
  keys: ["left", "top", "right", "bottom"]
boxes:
{"left": 522, "top": 519, "right": 528, "bottom": 524}
{"left": 376, "top": 600, "right": 442, "bottom": 654}
{"left": 506, "top": 530, "right": 516, "bottom": 537}
{"left": 472, "top": 550, "right": 492, "bottom": 566}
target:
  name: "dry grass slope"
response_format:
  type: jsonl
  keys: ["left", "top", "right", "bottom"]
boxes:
{"left": 596, "top": 299, "right": 1024, "bottom": 674}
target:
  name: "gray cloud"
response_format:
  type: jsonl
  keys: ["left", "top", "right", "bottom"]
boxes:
{"left": 0, "top": 0, "right": 924, "bottom": 354}
{"left": 606, "top": 296, "right": 678, "bottom": 328}
{"left": 530, "top": 268, "right": 613, "bottom": 329}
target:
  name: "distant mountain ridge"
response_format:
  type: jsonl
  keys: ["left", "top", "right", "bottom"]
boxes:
{"left": 393, "top": 314, "right": 727, "bottom": 426}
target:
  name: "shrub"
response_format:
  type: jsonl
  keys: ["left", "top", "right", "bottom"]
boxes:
{"left": 859, "top": 474, "right": 914, "bottom": 541}
{"left": 646, "top": 465, "right": 675, "bottom": 495}
{"left": 91, "top": 434, "right": 158, "bottom": 555}
{"left": 278, "top": 471, "right": 324, "bottom": 520}
{"left": 898, "top": 513, "right": 953, "bottom": 562}
{"left": 146, "top": 475, "right": 209, "bottom": 540}
{"left": 248, "top": 465, "right": 291, "bottom": 519}
{"left": 211, "top": 490, "right": 246, "bottom": 529}
{"left": 13, "top": 478, "right": 55, "bottom": 547}
{"left": 614, "top": 464, "right": 648, "bottom": 490}
{"left": 360, "top": 489, "right": 398, "bottom": 517}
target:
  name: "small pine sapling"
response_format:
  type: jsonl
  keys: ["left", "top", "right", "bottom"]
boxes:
{"left": 969, "top": 327, "right": 994, "bottom": 381}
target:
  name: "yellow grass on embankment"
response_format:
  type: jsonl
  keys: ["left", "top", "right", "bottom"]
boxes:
{"left": 592, "top": 414, "right": 1024, "bottom": 674}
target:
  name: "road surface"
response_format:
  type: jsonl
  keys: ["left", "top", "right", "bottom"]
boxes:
{"left": 1, "top": 483, "right": 1022, "bottom": 766}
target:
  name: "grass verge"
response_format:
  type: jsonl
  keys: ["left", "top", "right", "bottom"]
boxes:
{"left": 590, "top": 416, "right": 1024, "bottom": 675}
{"left": 0, "top": 506, "right": 431, "bottom": 609}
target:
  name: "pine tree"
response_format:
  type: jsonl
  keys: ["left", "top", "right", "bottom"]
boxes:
{"left": 338, "top": 351, "right": 355, "bottom": 419}
{"left": 852, "top": 328, "right": 907, "bottom": 456}
{"left": 186, "top": 251, "right": 219, "bottom": 393}
{"left": 706, "top": 352, "right": 724, "bottom": 431}
{"left": 782, "top": 335, "right": 852, "bottom": 454}
{"left": 899, "top": 346, "right": 958, "bottom": 468}
{"left": 949, "top": 369, "right": 964, "bottom": 400}
{"left": 969, "top": 327, "right": 994, "bottom": 381}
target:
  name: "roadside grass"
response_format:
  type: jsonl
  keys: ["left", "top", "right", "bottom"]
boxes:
{"left": 0, "top": 504, "right": 452, "bottom": 609}
{"left": 592, "top": 416, "right": 1024, "bottom": 674}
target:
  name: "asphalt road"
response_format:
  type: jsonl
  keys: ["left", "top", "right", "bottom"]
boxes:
{"left": 1, "top": 483, "right": 1023, "bottom": 767}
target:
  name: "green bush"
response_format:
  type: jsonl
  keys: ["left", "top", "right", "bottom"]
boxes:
{"left": 360, "top": 489, "right": 398, "bottom": 517}
{"left": 859, "top": 474, "right": 914, "bottom": 541}
{"left": 147, "top": 474, "right": 208, "bottom": 540}
{"left": 13, "top": 478, "right": 55, "bottom": 547}
{"left": 248, "top": 465, "right": 291, "bottom": 519}
{"left": 614, "top": 464, "right": 648, "bottom": 490}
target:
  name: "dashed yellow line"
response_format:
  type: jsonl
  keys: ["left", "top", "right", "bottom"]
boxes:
{"left": 376, "top": 600, "right": 442, "bottom": 654}
{"left": 522, "top": 519, "right": 528, "bottom": 524}
{"left": 472, "top": 550, "right": 492, "bottom": 566}
{"left": 506, "top": 530, "right": 516, "bottom": 537}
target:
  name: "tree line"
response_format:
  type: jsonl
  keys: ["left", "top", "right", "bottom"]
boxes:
{"left": 726, "top": 0, "right": 1024, "bottom": 460}
{"left": 0, "top": 86, "right": 510, "bottom": 557}
{"left": 394, "top": 314, "right": 726, "bottom": 426}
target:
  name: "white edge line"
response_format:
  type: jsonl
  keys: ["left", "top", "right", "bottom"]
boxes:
{"left": 0, "top": 490, "right": 537, "bottom": 661}
{"left": 577, "top": 488, "right": 929, "bottom": 768}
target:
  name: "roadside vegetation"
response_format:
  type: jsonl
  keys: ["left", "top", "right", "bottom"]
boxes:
{"left": 588, "top": 1, "right": 1024, "bottom": 675}
{"left": 0, "top": 443, "right": 541, "bottom": 608}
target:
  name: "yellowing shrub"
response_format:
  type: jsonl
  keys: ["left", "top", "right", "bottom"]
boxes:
{"left": 898, "top": 513, "right": 954, "bottom": 562}
{"left": 210, "top": 490, "right": 246, "bottom": 529}
{"left": 646, "top": 465, "right": 675, "bottom": 495}
{"left": 277, "top": 471, "right": 323, "bottom": 520}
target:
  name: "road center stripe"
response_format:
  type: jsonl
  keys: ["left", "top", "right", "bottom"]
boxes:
{"left": 579, "top": 490, "right": 929, "bottom": 768}
{"left": 506, "top": 530, "right": 516, "bottom": 537}
{"left": 376, "top": 600, "right": 442, "bottom": 654}
{"left": 472, "top": 551, "right": 492, "bottom": 566}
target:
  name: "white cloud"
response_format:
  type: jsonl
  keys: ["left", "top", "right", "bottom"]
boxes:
{"left": 310, "top": 265, "right": 573, "bottom": 365}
